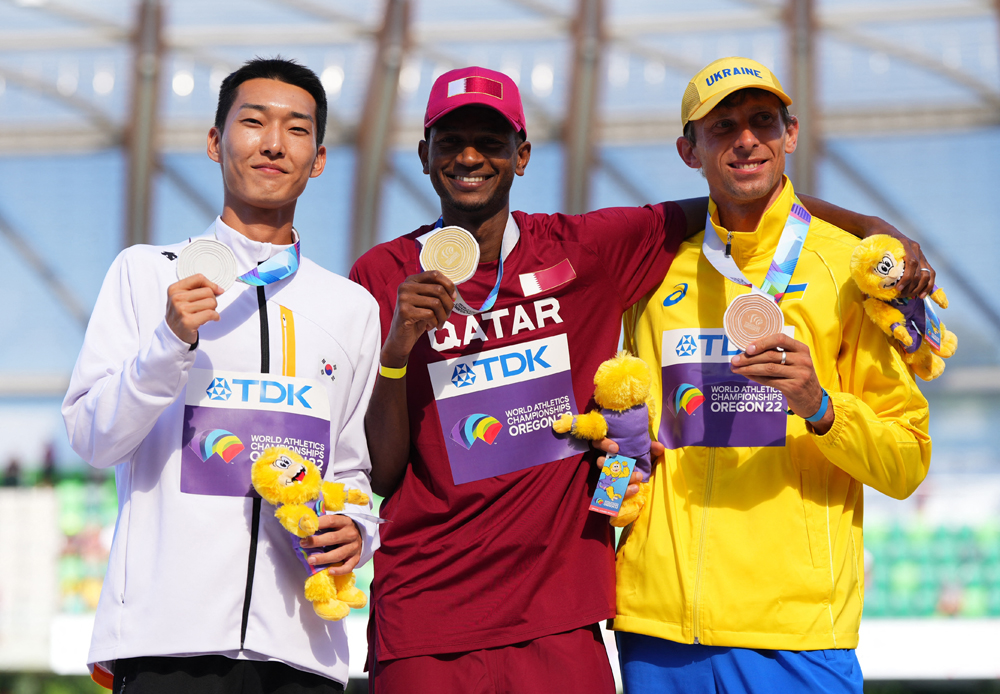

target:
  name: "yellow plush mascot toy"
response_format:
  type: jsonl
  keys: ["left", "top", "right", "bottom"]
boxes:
{"left": 553, "top": 351, "right": 655, "bottom": 527}
{"left": 850, "top": 234, "right": 957, "bottom": 381}
{"left": 251, "top": 446, "right": 370, "bottom": 621}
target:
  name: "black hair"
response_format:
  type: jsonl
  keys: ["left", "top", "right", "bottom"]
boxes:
{"left": 215, "top": 57, "right": 328, "bottom": 145}
{"left": 683, "top": 87, "right": 791, "bottom": 148}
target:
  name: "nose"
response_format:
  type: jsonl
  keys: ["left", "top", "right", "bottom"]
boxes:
{"left": 733, "top": 126, "right": 760, "bottom": 150}
{"left": 455, "top": 144, "right": 485, "bottom": 168}
{"left": 261, "top": 122, "right": 284, "bottom": 157}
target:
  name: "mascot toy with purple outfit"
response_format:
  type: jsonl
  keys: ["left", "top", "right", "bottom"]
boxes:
{"left": 851, "top": 235, "right": 957, "bottom": 381}
{"left": 553, "top": 351, "right": 655, "bottom": 527}
{"left": 251, "top": 446, "right": 370, "bottom": 621}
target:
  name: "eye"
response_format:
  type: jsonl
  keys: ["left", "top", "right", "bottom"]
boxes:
{"left": 274, "top": 457, "right": 291, "bottom": 469}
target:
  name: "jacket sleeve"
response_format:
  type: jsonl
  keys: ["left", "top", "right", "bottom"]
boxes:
{"left": 325, "top": 291, "right": 382, "bottom": 567}
{"left": 812, "top": 291, "right": 931, "bottom": 499}
{"left": 61, "top": 249, "right": 196, "bottom": 469}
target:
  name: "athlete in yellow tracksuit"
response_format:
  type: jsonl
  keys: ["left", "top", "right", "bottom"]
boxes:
{"left": 616, "top": 174, "right": 932, "bottom": 687}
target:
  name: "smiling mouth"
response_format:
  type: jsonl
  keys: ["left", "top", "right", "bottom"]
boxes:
{"left": 730, "top": 161, "right": 766, "bottom": 171}
{"left": 447, "top": 173, "right": 492, "bottom": 184}
{"left": 291, "top": 466, "right": 306, "bottom": 482}
{"left": 253, "top": 164, "right": 286, "bottom": 174}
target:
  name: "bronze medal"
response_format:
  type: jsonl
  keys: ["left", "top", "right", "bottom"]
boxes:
{"left": 723, "top": 293, "right": 784, "bottom": 350}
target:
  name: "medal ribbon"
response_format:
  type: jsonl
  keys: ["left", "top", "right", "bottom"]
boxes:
{"left": 237, "top": 240, "right": 301, "bottom": 287}
{"left": 702, "top": 197, "right": 811, "bottom": 301}
{"left": 417, "top": 215, "right": 520, "bottom": 316}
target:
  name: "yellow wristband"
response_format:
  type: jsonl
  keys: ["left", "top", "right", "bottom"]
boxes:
{"left": 379, "top": 363, "right": 407, "bottom": 379}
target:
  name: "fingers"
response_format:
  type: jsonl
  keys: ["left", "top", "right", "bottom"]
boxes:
{"left": 623, "top": 470, "right": 643, "bottom": 500}
{"left": 650, "top": 441, "right": 665, "bottom": 457}
{"left": 595, "top": 438, "right": 618, "bottom": 456}
{"left": 893, "top": 238, "right": 936, "bottom": 300}
{"left": 741, "top": 332, "right": 802, "bottom": 356}
{"left": 166, "top": 275, "right": 222, "bottom": 344}
{"left": 300, "top": 515, "right": 363, "bottom": 574}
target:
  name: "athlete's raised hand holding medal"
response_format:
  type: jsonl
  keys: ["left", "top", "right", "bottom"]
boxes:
{"left": 166, "top": 274, "right": 223, "bottom": 345}
{"left": 730, "top": 334, "right": 833, "bottom": 434}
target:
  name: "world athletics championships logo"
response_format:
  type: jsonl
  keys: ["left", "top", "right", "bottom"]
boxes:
{"left": 197, "top": 429, "right": 245, "bottom": 463}
{"left": 206, "top": 377, "right": 232, "bottom": 401}
{"left": 675, "top": 335, "right": 698, "bottom": 357}
{"left": 450, "top": 414, "right": 502, "bottom": 450}
{"left": 670, "top": 384, "right": 705, "bottom": 416}
{"left": 451, "top": 363, "right": 476, "bottom": 388}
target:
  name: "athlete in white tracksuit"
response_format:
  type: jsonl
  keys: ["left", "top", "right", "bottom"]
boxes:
{"left": 62, "top": 217, "right": 380, "bottom": 687}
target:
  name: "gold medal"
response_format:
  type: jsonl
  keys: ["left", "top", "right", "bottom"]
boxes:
{"left": 177, "top": 239, "right": 237, "bottom": 291}
{"left": 723, "top": 293, "right": 784, "bottom": 350}
{"left": 419, "top": 226, "right": 480, "bottom": 285}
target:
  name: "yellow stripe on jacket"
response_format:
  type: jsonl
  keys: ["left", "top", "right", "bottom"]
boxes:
{"left": 616, "top": 180, "right": 931, "bottom": 651}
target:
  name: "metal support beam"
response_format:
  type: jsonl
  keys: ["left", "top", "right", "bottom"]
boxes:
{"left": 563, "top": 0, "right": 605, "bottom": 215}
{"left": 0, "top": 209, "right": 89, "bottom": 330}
{"left": 349, "top": 0, "right": 409, "bottom": 262}
{"left": 787, "top": 0, "right": 818, "bottom": 194}
{"left": 124, "top": 0, "right": 163, "bottom": 249}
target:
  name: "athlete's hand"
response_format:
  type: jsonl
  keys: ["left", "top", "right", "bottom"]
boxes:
{"left": 300, "top": 514, "right": 363, "bottom": 575}
{"left": 865, "top": 221, "right": 935, "bottom": 299}
{"left": 382, "top": 270, "right": 457, "bottom": 367}
{"left": 594, "top": 439, "right": 665, "bottom": 500}
{"left": 729, "top": 333, "right": 834, "bottom": 435}
{"left": 166, "top": 274, "right": 223, "bottom": 345}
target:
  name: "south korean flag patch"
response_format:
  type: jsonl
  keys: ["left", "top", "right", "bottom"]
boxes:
{"left": 320, "top": 358, "right": 337, "bottom": 382}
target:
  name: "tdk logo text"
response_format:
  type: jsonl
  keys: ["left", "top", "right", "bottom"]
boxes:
{"left": 228, "top": 379, "right": 313, "bottom": 408}
{"left": 677, "top": 334, "right": 743, "bottom": 358}
{"left": 453, "top": 346, "right": 552, "bottom": 387}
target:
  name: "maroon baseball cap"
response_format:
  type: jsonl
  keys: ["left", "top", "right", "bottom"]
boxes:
{"left": 424, "top": 66, "right": 526, "bottom": 136}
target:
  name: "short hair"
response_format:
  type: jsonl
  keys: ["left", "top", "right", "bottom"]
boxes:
{"left": 215, "top": 57, "right": 328, "bottom": 145}
{"left": 683, "top": 87, "right": 791, "bottom": 148}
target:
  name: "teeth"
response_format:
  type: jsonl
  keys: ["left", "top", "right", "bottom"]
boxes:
{"left": 734, "top": 163, "right": 760, "bottom": 170}
{"left": 456, "top": 176, "right": 486, "bottom": 183}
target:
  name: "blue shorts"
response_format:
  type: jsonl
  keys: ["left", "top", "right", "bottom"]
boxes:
{"left": 617, "top": 632, "right": 863, "bottom": 694}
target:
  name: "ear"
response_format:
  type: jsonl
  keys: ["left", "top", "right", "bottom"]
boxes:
{"left": 310, "top": 144, "right": 327, "bottom": 179}
{"left": 515, "top": 139, "right": 531, "bottom": 176}
{"left": 207, "top": 126, "right": 222, "bottom": 164}
{"left": 783, "top": 115, "right": 799, "bottom": 155}
{"left": 676, "top": 135, "right": 702, "bottom": 170}
{"left": 418, "top": 139, "right": 429, "bottom": 175}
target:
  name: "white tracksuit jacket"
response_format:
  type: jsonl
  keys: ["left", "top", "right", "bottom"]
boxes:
{"left": 62, "top": 218, "right": 381, "bottom": 686}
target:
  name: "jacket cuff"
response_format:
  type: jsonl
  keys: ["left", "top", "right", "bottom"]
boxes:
{"left": 810, "top": 392, "right": 850, "bottom": 447}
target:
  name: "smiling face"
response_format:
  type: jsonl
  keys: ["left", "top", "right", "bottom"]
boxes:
{"left": 677, "top": 90, "right": 797, "bottom": 209}
{"left": 874, "top": 250, "right": 905, "bottom": 289}
{"left": 270, "top": 453, "right": 308, "bottom": 487}
{"left": 208, "top": 78, "right": 327, "bottom": 221}
{"left": 418, "top": 106, "right": 531, "bottom": 221}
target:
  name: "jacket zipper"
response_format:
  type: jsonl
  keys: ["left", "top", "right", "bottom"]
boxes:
{"left": 240, "top": 285, "right": 269, "bottom": 650}
{"left": 691, "top": 447, "right": 716, "bottom": 644}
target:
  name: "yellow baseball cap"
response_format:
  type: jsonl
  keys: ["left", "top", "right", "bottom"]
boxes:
{"left": 681, "top": 57, "right": 792, "bottom": 127}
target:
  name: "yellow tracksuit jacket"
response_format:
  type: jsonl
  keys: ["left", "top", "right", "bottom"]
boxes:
{"left": 616, "top": 180, "right": 931, "bottom": 651}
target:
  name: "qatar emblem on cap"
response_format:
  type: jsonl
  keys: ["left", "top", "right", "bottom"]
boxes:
{"left": 447, "top": 76, "right": 503, "bottom": 100}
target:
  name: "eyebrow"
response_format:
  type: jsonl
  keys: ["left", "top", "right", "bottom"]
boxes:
{"left": 238, "top": 103, "right": 315, "bottom": 123}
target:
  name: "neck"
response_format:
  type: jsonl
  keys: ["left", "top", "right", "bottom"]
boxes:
{"left": 441, "top": 202, "right": 509, "bottom": 263}
{"left": 714, "top": 177, "right": 785, "bottom": 233}
{"left": 220, "top": 197, "right": 297, "bottom": 245}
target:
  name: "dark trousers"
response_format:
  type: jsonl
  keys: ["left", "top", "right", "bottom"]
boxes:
{"left": 112, "top": 655, "right": 345, "bottom": 694}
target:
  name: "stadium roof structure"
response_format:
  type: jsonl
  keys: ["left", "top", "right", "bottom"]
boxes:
{"left": 0, "top": 0, "right": 999, "bottom": 396}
